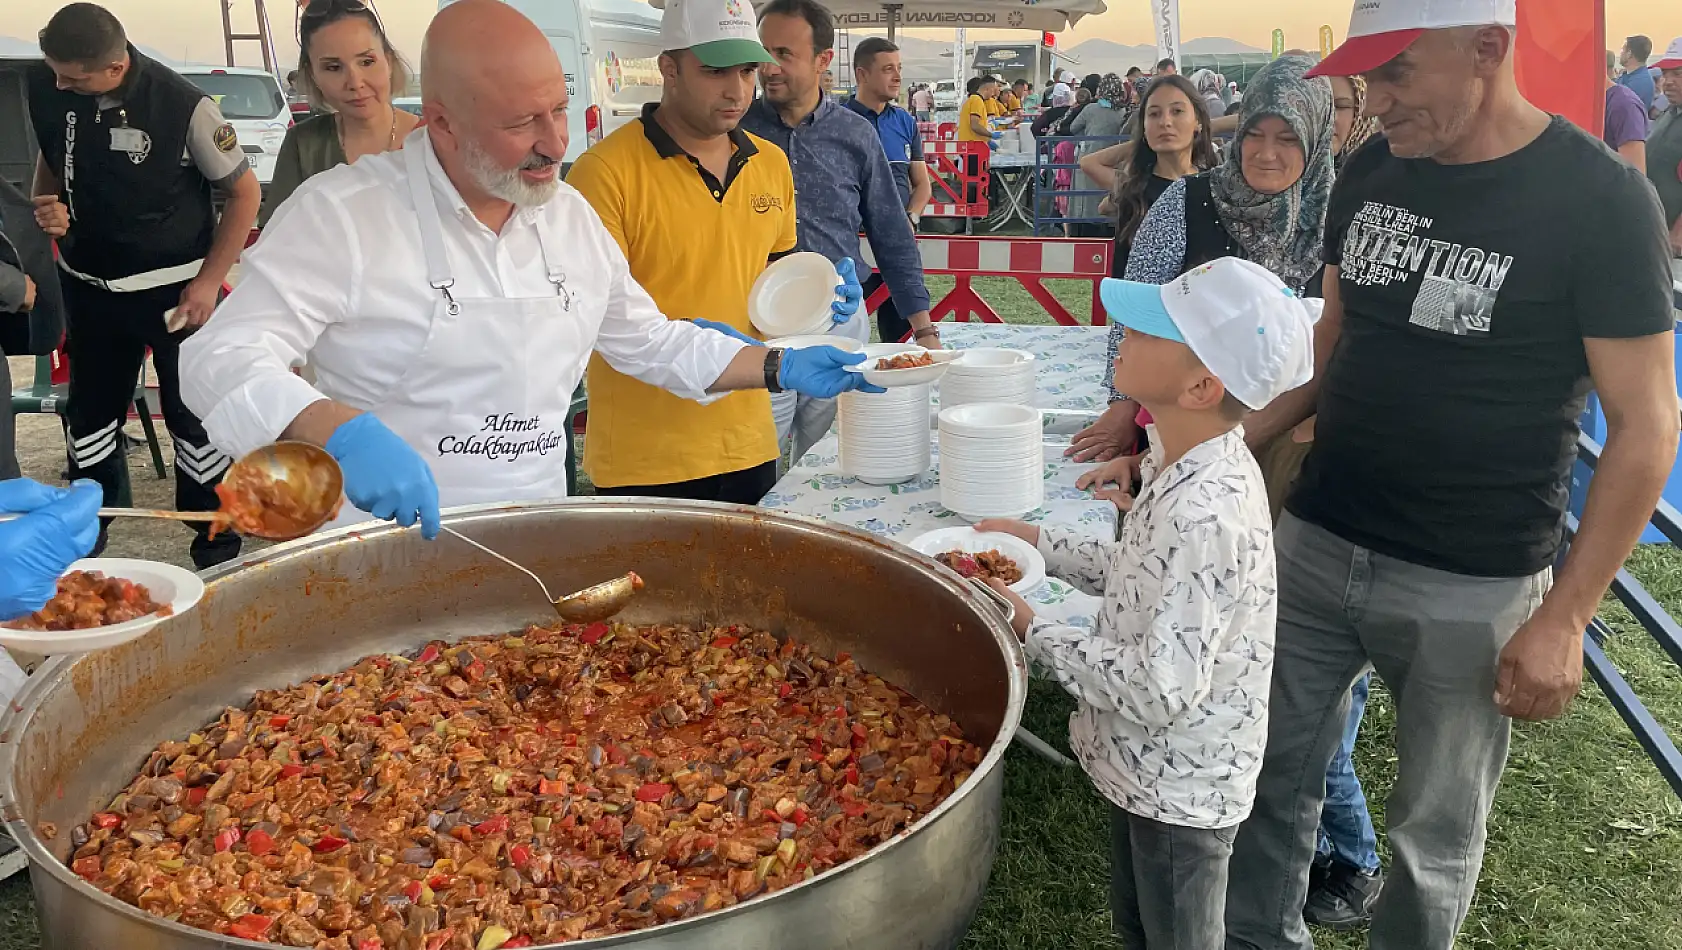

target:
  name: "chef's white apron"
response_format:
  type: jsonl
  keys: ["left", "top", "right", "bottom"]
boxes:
{"left": 322, "top": 146, "right": 586, "bottom": 530}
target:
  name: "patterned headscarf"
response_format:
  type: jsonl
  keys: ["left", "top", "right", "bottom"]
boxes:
{"left": 1208, "top": 54, "right": 1335, "bottom": 290}
{"left": 1339, "top": 74, "right": 1382, "bottom": 159}
{"left": 1097, "top": 73, "right": 1127, "bottom": 109}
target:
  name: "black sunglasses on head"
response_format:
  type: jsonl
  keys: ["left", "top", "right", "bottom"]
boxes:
{"left": 298, "top": 0, "right": 384, "bottom": 43}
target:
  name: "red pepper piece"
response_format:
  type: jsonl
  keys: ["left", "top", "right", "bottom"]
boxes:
{"left": 245, "top": 829, "right": 275, "bottom": 856}
{"left": 709, "top": 636, "right": 738, "bottom": 649}
{"left": 841, "top": 800, "right": 869, "bottom": 818}
{"left": 424, "top": 928, "right": 455, "bottom": 950}
{"left": 579, "top": 623, "right": 610, "bottom": 645}
{"left": 279, "top": 764, "right": 306, "bottom": 780}
{"left": 186, "top": 787, "right": 207, "bottom": 808}
{"left": 214, "top": 827, "right": 241, "bottom": 853}
{"left": 402, "top": 880, "right": 424, "bottom": 903}
{"left": 761, "top": 808, "right": 781, "bottom": 823}
{"left": 312, "top": 834, "right": 348, "bottom": 853}
{"left": 778, "top": 683, "right": 792, "bottom": 700}
{"left": 835, "top": 652, "right": 852, "bottom": 664}
{"left": 792, "top": 804, "right": 810, "bottom": 827}
{"left": 356, "top": 939, "right": 383, "bottom": 950}
{"left": 362, "top": 715, "right": 382, "bottom": 725}
{"left": 634, "top": 783, "right": 670, "bottom": 803}
{"left": 809, "top": 738, "right": 825, "bottom": 758}
{"left": 537, "top": 778, "right": 566, "bottom": 797}
{"left": 607, "top": 745, "right": 627, "bottom": 766}
{"left": 463, "top": 659, "right": 486, "bottom": 683}
{"left": 503, "top": 939, "right": 534, "bottom": 948}
{"left": 90, "top": 812, "right": 122, "bottom": 830}
{"left": 268, "top": 715, "right": 291, "bottom": 729}
{"left": 416, "top": 644, "right": 441, "bottom": 665}
{"left": 845, "top": 765, "right": 859, "bottom": 787}
{"left": 70, "top": 855, "right": 100, "bottom": 879}
{"left": 474, "top": 815, "right": 509, "bottom": 836}
{"left": 228, "top": 914, "right": 274, "bottom": 940}
{"left": 509, "top": 844, "right": 532, "bottom": 870}
{"left": 850, "top": 723, "right": 868, "bottom": 740}
{"left": 428, "top": 874, "right": 453, "bottom": 890}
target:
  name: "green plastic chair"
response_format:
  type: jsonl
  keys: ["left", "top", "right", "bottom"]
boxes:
{"left": 564, "top": 383, "right": 587, "bottom": 496}
{"left": 9, "top": 352, "right": 168, "bottom": 479}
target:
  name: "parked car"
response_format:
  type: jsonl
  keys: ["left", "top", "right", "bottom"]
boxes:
{"left": 933, "top": 80, "right": 960, "bottom": 110}
{"left": 175, "top": 65, "right": 290, "bottom": 187}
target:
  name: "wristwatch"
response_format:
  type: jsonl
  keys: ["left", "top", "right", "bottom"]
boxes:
{"left": 764, "top": 347, "right": 786, "bottom": 393}
{"left": 913, "top": 326, "right": 941, "bottom": 342}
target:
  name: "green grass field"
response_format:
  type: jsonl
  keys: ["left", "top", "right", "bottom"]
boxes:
{"left": 2, "top": 276, "right": 1679, "bottom": 948}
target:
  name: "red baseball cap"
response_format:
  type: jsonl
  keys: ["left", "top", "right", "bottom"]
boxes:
{"left": 1655, "top": 38, "right": 1682, "bottom": 71}
{"left": 1308, "top": 0, "right": 1517, "bottom": 78}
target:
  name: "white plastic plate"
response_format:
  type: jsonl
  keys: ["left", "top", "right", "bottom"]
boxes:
{"left": 907, "top": 527, "right": 1047, "bottom": 595}
{"left": 0, "top": 558, "right": 203, "bottom": 654}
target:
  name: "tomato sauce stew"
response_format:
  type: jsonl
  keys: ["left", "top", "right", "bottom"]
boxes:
{"left": 4, "top": 570, "right": 167, "bottom": 631}
{"left": 66, "top": 622, "right": 983, "bottom": 948}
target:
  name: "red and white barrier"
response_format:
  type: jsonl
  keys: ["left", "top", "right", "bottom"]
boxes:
{"left": 919, "top": 141, "right": 990, "bottom": 219}
{"left": 860, "top": 235, "right": 1113, "bottom": 327}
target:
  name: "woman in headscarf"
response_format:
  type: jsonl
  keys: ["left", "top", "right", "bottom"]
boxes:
{"left": 1031, "top": 82, "right": 1075, "bottom": 136}
{"left": 1191, "top": 68, "right": 1226, "bottom": 118}
{"left": 1067, "top": 54, "right": 1333, "bottom": 463}
{"left": 1067, "top": 73, "right": 1133, "bottom": 236}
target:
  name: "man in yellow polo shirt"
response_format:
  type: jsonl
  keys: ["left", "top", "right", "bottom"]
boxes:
{"left": 567, "top": 0, "right": 864, "bottom": 503}
{"left": 958, "top": 76, "right": 996, "bottom": 143}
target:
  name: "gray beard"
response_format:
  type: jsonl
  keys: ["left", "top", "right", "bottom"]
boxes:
{"left": 462, "top": 138, "right": 559, "bottom": 207}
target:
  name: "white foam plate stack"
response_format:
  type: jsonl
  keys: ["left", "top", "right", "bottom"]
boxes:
{"left": 941, "top": 348, "right": 1037, "bottom": 411}
{"left": 938, "top": 403, "right": 1045, "bottom": 520}
{"left": 838, "top": 383, "right": 932, "bottom": 485}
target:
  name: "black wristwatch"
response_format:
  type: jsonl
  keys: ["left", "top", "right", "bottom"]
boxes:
{"left": 764, "top": 347, "right": 786, "bottom": 393}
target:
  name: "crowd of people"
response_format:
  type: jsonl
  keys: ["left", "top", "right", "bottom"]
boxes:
{"left": 1, "top": 0, "right": 1681, "bottom": 948}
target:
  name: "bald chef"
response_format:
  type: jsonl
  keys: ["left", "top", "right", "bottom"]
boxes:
{"left": 181, "top": 0, "right": 876, "bottom": 538}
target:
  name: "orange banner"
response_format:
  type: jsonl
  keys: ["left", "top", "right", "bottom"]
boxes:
{"left": 1514, "top": 0, "right": 1605, "bottom": 134}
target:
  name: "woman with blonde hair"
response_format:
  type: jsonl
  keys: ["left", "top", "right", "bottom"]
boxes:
{"left": 260, "top": 0, "right": 419, "bottom": 225}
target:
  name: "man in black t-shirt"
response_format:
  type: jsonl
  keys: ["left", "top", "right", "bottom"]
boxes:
{"left": 1226, "top": 5, "right": 1679, "bottom": 950}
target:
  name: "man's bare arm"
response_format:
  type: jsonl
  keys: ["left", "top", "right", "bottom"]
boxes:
{"left": 907, "top": 160, "right": 932, "bottom": 217}
{"left": 1244, "top": 265, "right": 1343, "bottom": 449}
{"left": 1615, "top": 140, "right": 1646, "bottom": 174}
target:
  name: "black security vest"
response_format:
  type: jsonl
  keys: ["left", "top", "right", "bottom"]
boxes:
{"left": 27, "top": 47, "right": 216, "bottom": 281}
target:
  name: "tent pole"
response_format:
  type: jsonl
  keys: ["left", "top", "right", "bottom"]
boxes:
{"left": 884, "top": 3, "right": 900, "bottom": 43}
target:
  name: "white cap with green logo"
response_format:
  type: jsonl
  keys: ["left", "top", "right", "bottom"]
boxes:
{"left": 660, "top": 0, "right": 775, "bottom": 68}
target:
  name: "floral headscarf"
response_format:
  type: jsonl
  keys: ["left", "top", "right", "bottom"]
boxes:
{"left": 1209, "top": 54, "right": 1335, "bottom": 290}
{"left": 1340, "top": 74, "right": 1382, "bottom": 159}
{"left": 1097, "top": 73, "right": 1127, "bottom": 109}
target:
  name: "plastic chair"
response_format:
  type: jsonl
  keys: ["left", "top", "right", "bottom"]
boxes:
{"left": 9, "top": 349, "right": 168, "bottom": 479}
{"left": 564, "top": 383, "right": 588, "bottom": 497}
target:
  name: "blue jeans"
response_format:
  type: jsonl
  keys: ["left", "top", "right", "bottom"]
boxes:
{"left": 1315, "top": 672, "right": 1380, "bottom": 872}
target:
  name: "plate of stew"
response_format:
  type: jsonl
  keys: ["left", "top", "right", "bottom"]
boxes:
{"left": 0, "top": 558, "right": 203, "bottom": 654}
{"left": 906, "top": 528, "right": 1046, "bottom": 595}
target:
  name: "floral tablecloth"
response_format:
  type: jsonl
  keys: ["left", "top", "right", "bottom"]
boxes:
{"left": 762, "top": 322, "right": 1115, "bottom": 631}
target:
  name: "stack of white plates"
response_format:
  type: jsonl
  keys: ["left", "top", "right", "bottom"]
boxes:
{"left": 938, "top": 403, "right": 1045, "bottom": 520}
{"left": 941, "top": 348, "right": 1037, "bottom": 411}
{"left": 838, "top": 383, "right": 931, "bottom": 485}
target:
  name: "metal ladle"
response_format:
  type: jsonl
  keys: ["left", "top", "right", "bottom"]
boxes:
{"left": 0, "top": 441, "right": 345, "bottom": 542}
{"left": 441, "top": 526, "right": 643, "bottom": 623}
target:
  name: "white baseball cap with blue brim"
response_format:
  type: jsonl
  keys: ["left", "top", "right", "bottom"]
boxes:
{"left": 1100, "top": 257, "right": 1323, "bottom": 411}
{"left": 660, "top": 0, "right": 775, "bottom": 68}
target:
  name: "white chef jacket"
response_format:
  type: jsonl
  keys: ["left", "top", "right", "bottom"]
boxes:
{"left": 179, "top": 130, "right": 747, "bottom": 462}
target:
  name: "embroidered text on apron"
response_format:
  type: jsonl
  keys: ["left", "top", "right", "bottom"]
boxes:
{"left": 322, "top": 145, "right": 589, "bottom": 530}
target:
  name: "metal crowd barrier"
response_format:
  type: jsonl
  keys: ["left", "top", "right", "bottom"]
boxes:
{"left": 1565, "top": 430, "right": 1682, "bottom": 797}
{"left": 1029, "top": 133, "right": 1129, "bottom": 236}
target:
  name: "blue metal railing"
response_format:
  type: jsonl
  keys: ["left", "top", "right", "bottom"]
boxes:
{"left": 1029, "top": 133, "right": 1129, "bottom": 236}
{"left": 1566, "top": 430, "right": 1682, "bottom": 797}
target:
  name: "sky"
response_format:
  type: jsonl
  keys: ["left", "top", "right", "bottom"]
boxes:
{"left": 1, "top": 0, "right": 1679, "bottom": 70}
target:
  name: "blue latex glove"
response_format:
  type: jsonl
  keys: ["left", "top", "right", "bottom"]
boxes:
{"left": 780, "top": 346, "right": 886, "bottom": 398}
{"left": 0, "top": 479, "right": 102, "bottom": 621}
{"left": 831, "top": 258, "right": 863, "bottom": 326}
{"left": 988, "top": 137, "right": 1000, "bottom": 152}
{"left": 692, "top": 318, "right": 763, "bottom": 346}
{"left": 324, "top": 414, "right": 441, "bottom": 540}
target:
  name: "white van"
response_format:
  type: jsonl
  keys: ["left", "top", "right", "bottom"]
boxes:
{"left": 175, "top": 65, "right": 291, "bottom": 186}
{"left": 440, "top": 0, "right": 664, "bottom": 166}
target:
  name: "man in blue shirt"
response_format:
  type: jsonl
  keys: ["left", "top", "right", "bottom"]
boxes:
{"left": 844, "top": 37, "right": 932, "bottom": 347}
{"left": 1619, "top": 35, "right": 1658, "bottom": 116}
{"left": 744, "top": 0, "right": 936, "bottom": 459}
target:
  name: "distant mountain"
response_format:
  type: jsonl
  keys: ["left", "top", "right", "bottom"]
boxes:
{"left": 1061, "top": 36, "right": 1265, "bottom": 73}
{"left": 1183, "top": 37, "right": 1267, "bottom": 54}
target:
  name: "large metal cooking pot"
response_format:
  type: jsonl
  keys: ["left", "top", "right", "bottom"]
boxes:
{"left": 0, "top": 500, "right": 1027, "bottom": 949}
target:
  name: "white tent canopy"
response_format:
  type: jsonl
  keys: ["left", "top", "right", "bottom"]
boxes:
{"left": 648, "top": 0, "right": 1108, "bottom": 40}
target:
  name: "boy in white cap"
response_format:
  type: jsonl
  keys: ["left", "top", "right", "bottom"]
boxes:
{"left": 979, "top": 257, "right": 1321, "bottom": 950}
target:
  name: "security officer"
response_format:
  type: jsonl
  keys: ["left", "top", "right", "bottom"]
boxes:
{"left": 27, "top": 3, "right": 261, "bottom": 567}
